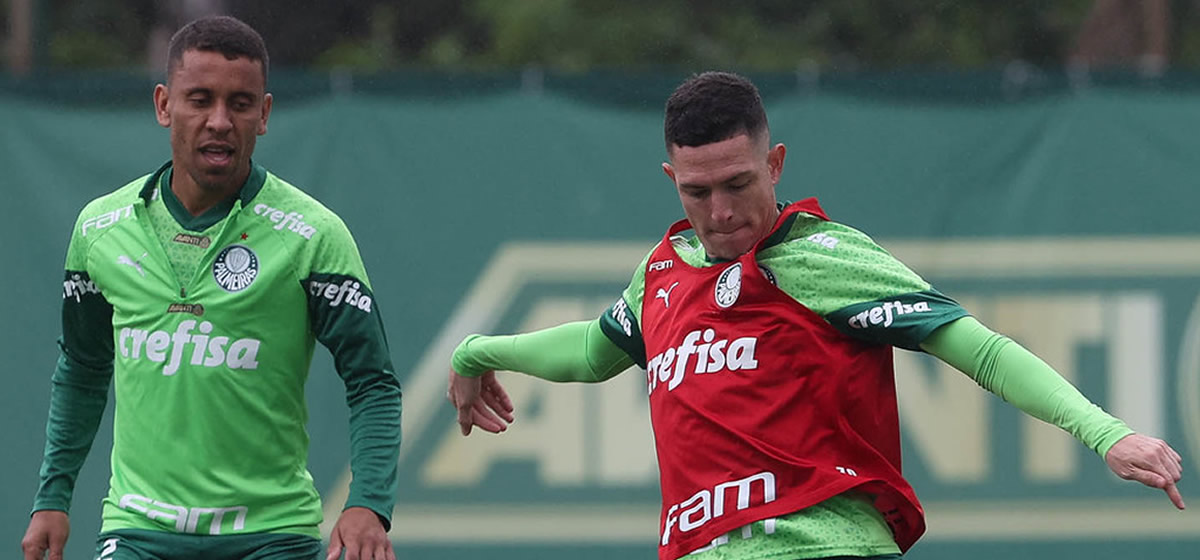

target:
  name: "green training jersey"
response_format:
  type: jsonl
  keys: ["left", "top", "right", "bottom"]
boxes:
{"left": 39, "top": 162, "right": 401, "bottom": 538}
{"left": 600, "top": 206, "right": 967, "bottom": 559}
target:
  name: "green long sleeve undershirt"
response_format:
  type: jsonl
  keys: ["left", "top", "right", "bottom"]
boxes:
{"left": 920, "top": 316, "right": 1132, "bottom": 457}
{"left": 451, "top": 316, "right": 1132, "bottom": 458}
{"left": 33, "top": 347, "right": 112, "bottom": 513}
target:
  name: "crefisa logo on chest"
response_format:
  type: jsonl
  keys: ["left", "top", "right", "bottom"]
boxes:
{"left": 213, "top": 244, "right": 259, "bottom": 292}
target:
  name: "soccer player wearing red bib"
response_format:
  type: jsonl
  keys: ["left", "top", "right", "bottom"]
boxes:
{"left": 447, "top": 71, "right": 1184, "bottom": 560}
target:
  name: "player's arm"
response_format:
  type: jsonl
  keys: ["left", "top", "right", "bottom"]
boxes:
{"left": 920, "top": 316, "right": 1184, "bottom": 509}
{"left": 25, "top": 230, "right": 115, "bottom": 559}
{"left": 452, "top": 319, "right": 634, "bottom": 383}
{"left": 305, "top": 218, "right": 401, "bottom": 531}
{"left": 449, "top": 248, "right": 652, "bottom": 435}
{"left": 448, "top": 317, "right": 634, "bottom": 436}
{"left": 808, "top": 224, "right": 1183, "bottom": 508}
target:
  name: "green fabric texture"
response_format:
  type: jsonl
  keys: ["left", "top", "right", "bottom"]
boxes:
{"left": 453, "top": 320, "right": 632, "bottom": 382}
{"left": 603, "top": 209, "right": 957, "bottom": 367}
{"left": 618, "top": 211, "right": 937, "bottom": 324}
{"left": 33, "top": 351, "right": 112, "bottom": 513}
{"left": 146, "top": 174, "right": 228, "bottom": 290}
{"left": 33, "top": 162, "right": 401, "bottom": 539}
{"left": 686, "top": 496, "right": 901, "bottom": 560}
{"left": 920, "top": 316, "right": 1133, "bottom": 458}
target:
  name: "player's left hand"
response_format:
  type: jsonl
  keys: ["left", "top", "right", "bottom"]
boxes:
{"left": 1105, "top": 433, "right": 1186, "bottom": 510}
{"left": 326, "top": 506, "right": 395, "bottom": 560}
{"left": 447, "top": 369, "right": 514, "bottom": 436}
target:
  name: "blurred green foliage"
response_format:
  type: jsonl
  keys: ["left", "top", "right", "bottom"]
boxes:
{"left": 17, "top": 0, "right": 1200, "bottom": 71}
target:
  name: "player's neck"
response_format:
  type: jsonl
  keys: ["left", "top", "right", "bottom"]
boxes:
{"left": 170, "top": 170, "right": 246, "bottom": 216}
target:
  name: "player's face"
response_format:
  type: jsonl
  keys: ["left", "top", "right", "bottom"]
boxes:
{"left": 664, "top": 133, "right": 785, "bottom": 260}
{"left": 154, "top": 49, "right": 272, "bottom": 196}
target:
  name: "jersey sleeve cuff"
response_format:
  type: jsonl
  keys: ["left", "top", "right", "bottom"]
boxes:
{"left": 451, "top": 334, "right": 488, "bottom": 377}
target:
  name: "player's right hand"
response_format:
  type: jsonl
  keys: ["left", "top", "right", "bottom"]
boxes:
{"left": 21, "top": 510, "right": 69, "bottom": 560}
{"left": 447, "top": 369, "right": 514, "bottom": 436}
{"left": 1105, "top": 433, "right": 1186, "bottom": 510}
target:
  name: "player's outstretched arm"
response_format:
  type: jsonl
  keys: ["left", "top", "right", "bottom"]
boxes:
{"left": 923, "top": 316, "right": 1186, "bottom": 508}
{"left": 1105, "top": 433, "right": 1186, "bottom": 510}
{"left": 21, "top": 510, "right": 69, "bottom": 560}
{"left": 448, "top": 319, "right": 634, "bottom": 436}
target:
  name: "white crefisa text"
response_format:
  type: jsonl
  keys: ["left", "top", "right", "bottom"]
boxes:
{"left": 118, "top": 320, "right": 261, "bottom": 376}
{"left": 847, "top": 300, "right": 933, "bottom": 329}
{"left": 647, "top": 328, "right": 759, "bottom": 394}
{"left": 252, "top": 203, "right": 318, "bottom": 239}
{"left": 308, "top": 278, "right": 373, "bottom": 312}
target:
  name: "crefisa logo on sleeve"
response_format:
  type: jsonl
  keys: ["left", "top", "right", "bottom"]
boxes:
{"left": 213, "top": 244, "right": 259, "bottom": 292}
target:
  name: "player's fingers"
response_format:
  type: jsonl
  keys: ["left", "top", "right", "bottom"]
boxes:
{"left": 483, "top": 374, "right": 515, "bottom": 414}
{"left": 1165, "top": 482, "right": 1187, "bottom": 510}
{"left": 480, "top": 386, "right": 514, "bottom": 423}
{"left": 20, "top": 534, "right": 45, "bottom": 560}
{"left": 326, "top": 532, "right": 343, "bottom": 560}
{"left": 457, "top": 404, "right": 473, "bottom": 436}
{"left": 343, "top": 539, "right": 361, "bottom": 560}
{"left": 1165, "top": 456, "right": 1183, "bottom": 482}
{"left": 1128, "top": 466, "right": 1169, "bottom": 489}
{"left": 471, "top": 401, "right": 507, "bottom": 433}
{"left": 386, "top": 541, "right": 397, "bottom": 560}
{"left": 47, "top": 537, "right": 65, "bottom": 560}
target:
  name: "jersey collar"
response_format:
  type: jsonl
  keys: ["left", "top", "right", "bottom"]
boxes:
{"left": 138, "top": 160, "right": 268, "bottom": 207}
{"left": 700, "top": 199, "right": 819, "bottom": 263}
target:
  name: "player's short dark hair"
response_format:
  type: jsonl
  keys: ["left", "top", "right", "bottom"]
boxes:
{"left": 664, "top": 71, "right": 768, "bottom": 151}
{"left": 166, "top": 15, "right": 269, "bottom": 85}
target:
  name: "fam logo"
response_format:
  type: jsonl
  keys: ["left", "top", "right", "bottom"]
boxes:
{"left": 714, "top": 263, "right": 741, "bottom": 308}
{"left": 212, "top": 244, "right": 259, "bottom": 292}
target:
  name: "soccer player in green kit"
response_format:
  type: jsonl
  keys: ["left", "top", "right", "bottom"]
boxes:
{"left": 21, "top": 16, "right": 400, "bottom": 560}
{"left": 447, "top": 72, "right": 1186, "bottom": 560}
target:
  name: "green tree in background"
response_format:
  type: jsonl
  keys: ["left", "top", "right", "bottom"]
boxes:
{"left": 16, "top": 0, "right": 1200, "bottom": 72}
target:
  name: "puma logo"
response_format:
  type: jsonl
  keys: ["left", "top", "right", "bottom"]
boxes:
{"left": 118, "top": 252, "right": 148, "bottom": 277}
{"left": 655, "top": 281, "right": 680, "bottom": 308}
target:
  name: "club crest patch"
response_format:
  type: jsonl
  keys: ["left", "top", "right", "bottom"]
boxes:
{"left": 213, "top": 244, "right": 259, "bottom": 292}
{"left": 714, "top": 263, "right": 742, "bottom": 308}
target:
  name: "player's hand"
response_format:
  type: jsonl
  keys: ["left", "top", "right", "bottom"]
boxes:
{"left": 21, "top": 510, "right": 69, "bottom": 560}
{"left": 1105, "top": 433, "right": 1186, "bottom": 509}
{"left": 325, "top": 507, "right": 394, "bottom": 560}
{"left": 447, "top": 369, "right": 514, "bottom": 436}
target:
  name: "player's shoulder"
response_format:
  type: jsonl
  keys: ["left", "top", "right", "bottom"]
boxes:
{"left": 255, "top": 171, "right": 342, "bottom": 220}
{"left": 768, "top": 213, "right": 886, "bottom": 258}
{"left": 250, "top": 170, "right": 354, "bottom": 242}
{"left": 71, "top": 173, "right": 154, "bottom": 240}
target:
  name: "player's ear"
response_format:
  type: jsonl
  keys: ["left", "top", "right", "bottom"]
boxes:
{"left": 258, "top": 93, "right": 273, "bottom": 136}
{"left": 153, "top": 84, "right": 170, "bottom": 128}
{"left": 767, "top": 143, "right": 786, "bottom": 185}
{"left": 662, "top": 162, "right": 677, "bottom": 184}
